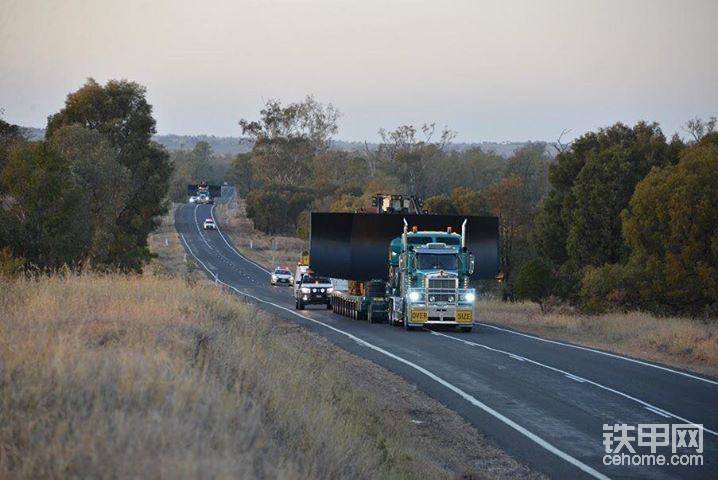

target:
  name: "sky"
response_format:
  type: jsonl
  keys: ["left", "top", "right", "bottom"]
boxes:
{"left": 1, "top": 0, "right": 716, "bottom": 142}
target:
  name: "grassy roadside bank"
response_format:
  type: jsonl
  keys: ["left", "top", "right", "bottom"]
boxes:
{"left": 476, "top": 300, "right": 718, "bottom": 378}
{"left": 215, "top": 194, "right": 718, "bottom": 379}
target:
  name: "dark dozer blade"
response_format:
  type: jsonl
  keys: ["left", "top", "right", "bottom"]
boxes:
{"left": 187, "top": 185, "right": 222, "bottom": 197}
{"left": 310, "top": 212, "right": 499, "bottom": 281}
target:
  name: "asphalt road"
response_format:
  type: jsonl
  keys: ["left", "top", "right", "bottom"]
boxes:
{"left": 176, "top": 201, "right": 717, "bottom": 480}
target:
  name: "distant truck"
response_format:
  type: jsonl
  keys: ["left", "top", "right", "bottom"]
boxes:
{"left": 187, "top": 181, "right": 222, "bottom": 204}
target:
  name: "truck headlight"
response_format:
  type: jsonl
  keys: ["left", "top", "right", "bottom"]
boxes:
{"left": 465, "top": 292, "right": 476, "bottom": 302}
{"left": 301, "top": 287, "right": 311, "bottom": 294}
{"left": 271, "top": 275, "right": 277, "bottom": 281}
{"left": 408, "top": 291, "right": 421, "bottom": 302}
{"left": 327, "top": 287, "right": 334, "bottom": 293}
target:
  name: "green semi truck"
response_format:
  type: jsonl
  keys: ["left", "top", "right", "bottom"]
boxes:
{"left": 313, "top": 194, "right": 492, "bottom": 332}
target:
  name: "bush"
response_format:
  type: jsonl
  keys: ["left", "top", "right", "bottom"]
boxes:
{"left": 245, "top": 188, "right": 312, "bottom": 235}
{"left": 580, "top": 263, "right": 640, "bottom": 314}
{"left": 0, "top": 247, "right": 24, "bottom": 278}
{"left": 514, "top": 259, "right": 553, "bottom": 311}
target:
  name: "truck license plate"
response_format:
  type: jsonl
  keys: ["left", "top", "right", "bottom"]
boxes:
{"left": 456, "top": 310, "right": 473, "bottom": 323}
{"left": 410, "top": 310, "right": 428, "bottom": 322}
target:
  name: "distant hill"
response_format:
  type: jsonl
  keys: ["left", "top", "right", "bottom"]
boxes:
{"left": 20, "top": 127, "right": 551, "bottom": 158}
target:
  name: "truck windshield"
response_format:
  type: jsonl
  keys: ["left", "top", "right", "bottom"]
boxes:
{"left": 407, "top": 236, "right": 432, "bottom": 246}
{"left": 417, "top": 253, "right": 458, "bottom": 270}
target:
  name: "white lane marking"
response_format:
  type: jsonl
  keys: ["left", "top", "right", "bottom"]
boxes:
{"left": 209, "top": 204, "right": 272, "bottom": 274}
{"left": 565, "top": 374, "right": 586, "bottom": 383}
{"left": 431, "top": 331, "right": 718, "bottom": 437}
{"left": 179, "top": 224, "right": 610, "bottom": 480}
{"left": 478, "top": 322, "right": 718, "bottom": 387}
{"left": 645, "top": 406, "right": 672, "bottom": 418}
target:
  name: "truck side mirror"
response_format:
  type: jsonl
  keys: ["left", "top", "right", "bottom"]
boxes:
{"left": 469, "top": 254, "right": 475, "bottom": 275}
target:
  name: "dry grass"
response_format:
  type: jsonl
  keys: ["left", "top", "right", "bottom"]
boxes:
{"left": 478, "top": 299, "right": 718, "bottom": 378}
{"left": 0, "top": 274, "right": 437, "bottom": 478}
{"left": 214, "top": 197, "right": 305, "bottom": 270}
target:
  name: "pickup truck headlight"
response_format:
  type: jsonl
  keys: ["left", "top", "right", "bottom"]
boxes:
{"left": 271, "top": 275, "right": 277, "bottom": 281}
{"left": 408, "top": 291, "right": 421, "bottom": 302}
{"left": 300, "top": 287, "right": 311, "bottom": 294}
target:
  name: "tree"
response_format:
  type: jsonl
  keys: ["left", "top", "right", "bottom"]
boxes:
{"left": 424, "top": 194, "right": 457, "bottom": 215}
{"left": 424, "top": 187, "right": 489, "bottom": 215}
{"left": 450, "top": 187, "right": 490, "bottom": 215}
{"left": 683, "top": 116, "right": 716, "bottom": 142}
{"left": 375, "top": 123, "right": 455, "bottom": 196}
{"left": 49, "top": 125, "right": 131, "bottom": 262}
{"left": 0, "top": 116, "right": 22, "bottom": 172}
{"left": 0, "top": 141, "right": 88, "bottom": 269}
{"left": 239, "top": 95, "right": 339, "bottom": 153}
{"left": 45, "top": 78, "right": 171, "bottom": 271}
{"left": 168, "top": 141, "right": 224, "bottom": 202}
{"left": 487, "top": 176, "right": 532, "bottom": 283}
{"left": 514, "top": 259, "right": 553, "bottom": 311}
{"left": 621, "top": 133, "right": 718, "bottom": 315}
{"left": 245, "top": 187, "right": 313, "bottom": 235}
{"left": 239, "top": 97, "right": 339, "bottom": 188}
{"left": 535, "top": 122, "right": 683, "bottom": 273}
{"left": 226, "top": 152, "right": 254, "bottom": 195}
{"left": 504, "top": 143, "right": 550, "bottom": 205}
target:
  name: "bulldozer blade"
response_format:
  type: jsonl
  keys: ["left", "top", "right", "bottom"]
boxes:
{"left": 310, "top": 212, "right": 499, "bottom": 281}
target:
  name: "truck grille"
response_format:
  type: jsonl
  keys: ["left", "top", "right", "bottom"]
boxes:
{"left": 427, "top": 277, "right": 458, "bottom": 303}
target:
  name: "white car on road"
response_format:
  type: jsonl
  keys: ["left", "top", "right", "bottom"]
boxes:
{"left": 271, "top": 268, "right": 293, "bottom": 286}
{"left": 202, "top": 218, "right": 216, "bottom": 230}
